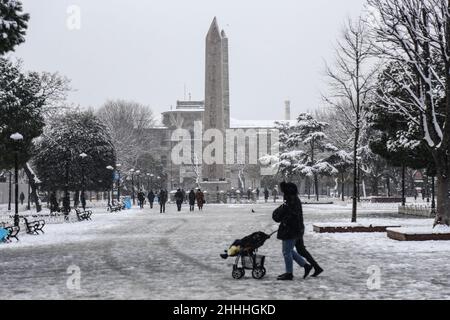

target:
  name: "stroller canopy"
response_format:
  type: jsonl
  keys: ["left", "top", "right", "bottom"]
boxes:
{"left": 235, "top": 232, "right": 272, "bottom": 251}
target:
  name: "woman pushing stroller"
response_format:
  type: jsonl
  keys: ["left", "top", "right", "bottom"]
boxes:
{"left": 273, "top": 182, "right": 323, "bottom": 281}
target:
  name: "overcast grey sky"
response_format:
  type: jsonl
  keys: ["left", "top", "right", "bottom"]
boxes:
{"left": 12, "top": 0, "right": 366, "bottom": 122}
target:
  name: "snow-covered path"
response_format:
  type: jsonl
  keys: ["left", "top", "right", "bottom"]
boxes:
{"left": 1, "top": 202, "right": 450, "bottom": 300}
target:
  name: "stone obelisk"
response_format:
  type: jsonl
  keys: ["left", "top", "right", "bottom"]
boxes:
{"left": 203, "top": 17, "right": 228, "bottom": 181}
{"left": 201, "top": 17, "right": 231, "bottom": 197}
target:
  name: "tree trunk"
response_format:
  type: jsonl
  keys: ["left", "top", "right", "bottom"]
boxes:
{"left": 386, "top": 176, "right": 391, "bottom": 197}
{"left": 371, "top": 177, "right": 379, "bottom": 197}
{"left": 357, "top": 165, "right": 361, "bottom": 202}
{"left": 341, "top": 171, "right": 345, "bottom": 202}
{"left": 23, "top": 163, "right": 42, "bottom": 212}
{"left": 315, "top": 175, "right": 319, "bottom": 202}
{"left": 352, "top": 127, "right": 359, "bottom": 223}
{"left": 401, "top": 165, "right": 406, "bottom": 206}
{"left": 435, "top": 174, "right": 450, "bottom": 226}
{"left": 307, "top": 177, "right": 311, "bottom": 200}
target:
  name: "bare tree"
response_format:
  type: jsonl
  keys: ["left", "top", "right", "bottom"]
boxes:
{"left": 97, "top": 100, "right": 156, "bottom": 172}
{"left": 323, "top": 17, "right": 377, "bottom": 222}
{"left": 368, "top": 0, "right": 450, "bottom": 226}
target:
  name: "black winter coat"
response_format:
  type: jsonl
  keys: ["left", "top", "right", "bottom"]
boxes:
{"left": 272, "top": 198, "right": 305, "bottom": 240}
{"left": 175, "top": 191, "right": 183, "bottom": 202}
{"left": 159, "top": 191, "right": 168, "bottom": 203}
{"left": 188, "top": 191, "right": 196, "bottom": 205}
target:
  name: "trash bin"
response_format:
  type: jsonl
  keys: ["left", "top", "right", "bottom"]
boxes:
{"left": 123, "top": 196, "right": 132, "bottom": 209}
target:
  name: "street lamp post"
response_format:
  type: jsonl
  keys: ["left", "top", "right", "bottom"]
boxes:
{"left": 80, "top": 153, "right": 88, "bottom": 210}
{"left": 136, "top": 170, "right": 141, "bottom": 191}
{"left": 130, "top": 169, "right": 135, "bottom": 205}
{"left": 10, "top": 133, "right": 23, "bottom": 227}
{"left": 63, "top": 150, "right": 71, "bottom": 216}
{"left": 157, "top": 176, "right": 161, "bottom": 190}
{"left": 106, "top": 165, "right": 114, "bottom": 206}
{"left": 116, "top": 164, "right": 121, "bottom": 202}
{"left": 8, "top": 171, "right": 11, "bottom": 211}
{"left": 27, "top": 175, "right": 31, "bottom": 211}
{"left": 146, "top": 173, "right": 151, "bottom": 191}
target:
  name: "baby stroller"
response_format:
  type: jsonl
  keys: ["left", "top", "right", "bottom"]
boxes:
{"left": 221, "top": 230, "right": 277, "bottom": 280}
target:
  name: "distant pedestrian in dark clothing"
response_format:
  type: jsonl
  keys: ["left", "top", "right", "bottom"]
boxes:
{"left": 81, "top": 192, "right": 86, "bottom": 211}
{"left": 159, "top": 189, "right": 168, "bottom": 213}
{"left": 188, "top": 190, "right": 196, "bottom": 212}
{"left": 175, "top": 189, "right": 184, "bottom": 212}
{"left": 272, "top": 188, "right": 279, "bottom": 203}
{"left": 148, "top": 190, "right": 155, "bottom": 209}
{"left": 264, "top": 188, "right": 269, "bottom": 203}
{"left": 247, "top": 188, "right": 252, "bottom": 202}
{"left": 138, "top": 191, "right": 145, "bottom": 209}
{"left": 256, "top": 188, "right": 260, "bottom": 200}
{"left": 19, "top": 192, "right": 25, "bottom": 205}
{"left": 50, "top": 192, "right": 60, "bottom": 213}
{"left": 196, "top": 189, "right": 205, "bottom": 211}
{"left": 272, "top": 182, "right": 313, "bottom": 281}
{"left": 181, "top": 189, "right": 187, "bottom": 203}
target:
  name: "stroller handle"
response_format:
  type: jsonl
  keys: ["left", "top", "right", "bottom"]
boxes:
{"left": 269, "top": 230, "right": 278, "bottom": 237}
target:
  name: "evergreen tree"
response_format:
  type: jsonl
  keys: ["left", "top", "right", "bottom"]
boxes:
{"left": 0, "top": 0, "right": 29, "bottom": 55}
{"left": 33, "top": 110, "right": 117, "bottom": 201}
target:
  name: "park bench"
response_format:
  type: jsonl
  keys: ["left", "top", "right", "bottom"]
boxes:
{"left": 75, "top": 208, "right": 92, "bottom": 221}
{"left": 22, "top": 217, "right": 45, "bottom": 235}
{"left": 107, "top": 203, "right": 122, "bottom": 212}
{"left": 5, "top": 226, "right": 20, "bottom": 242}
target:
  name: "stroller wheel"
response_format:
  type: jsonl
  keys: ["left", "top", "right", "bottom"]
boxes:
{"left": 232, "top": 268, "right": 245, "bottom": 280}
{"left": 252, "top": 267, "right": 266, "bottom": 280}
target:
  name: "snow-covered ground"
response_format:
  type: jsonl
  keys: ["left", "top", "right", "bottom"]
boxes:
{"left": 1, "top": 202, "right": 450, "bottom": 300}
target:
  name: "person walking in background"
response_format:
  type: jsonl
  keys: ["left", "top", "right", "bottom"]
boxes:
{"left": 188, "top": 189, "right": 196, "bottom": 212}
{"left": 196, "top": 189, "right": 205, "bottom": 211}
{"left": 247, "top": 188, "right": 252, "bottom": 203}
{"left": 148, "top": 190, "right": 155, "bottom": 209}
{"left": 181, "top": 189, "right": 187, "bottom": 204}
{"left": 264, "top": 188, "right": 269, "bottom": 203}
{"left": 175, "top": 188, "right": 184, "bottom": 212}
{"left": 50, "top": 192, "right": 60, "bottom": 213}
{"left": 272, "top": 182, "right": 312, "bottom": 281}
{"left": 19, "top": 192, "right": 25, "bottom": 205}
{"left": 159, "top": 189, "right": 168, "bottom": 213}
{"left": 272, "top": 188, "right": 279, "bottom": 203}
{"left": 138, "top": 190, "right": 145, "bottom": 209}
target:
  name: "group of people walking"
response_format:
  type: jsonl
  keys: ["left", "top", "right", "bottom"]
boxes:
{"left": 136, "top": 188, "right": 205, "bottom": 213}
{"left": 175, "top": 188, "right": 205, "bottom": 212}
{"left": 137, "top": 189, "right": 168, "bottom": 213}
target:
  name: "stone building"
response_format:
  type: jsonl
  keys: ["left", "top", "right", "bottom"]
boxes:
{"left": 146, "top": 18, "right": 290, "bottom": 192}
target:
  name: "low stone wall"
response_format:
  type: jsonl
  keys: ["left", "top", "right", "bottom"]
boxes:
{"left": 398, "top": 205, "right": 434, "bottom": 218}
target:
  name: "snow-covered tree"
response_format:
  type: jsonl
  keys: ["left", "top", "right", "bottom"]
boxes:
{"left": 324, "top": 17, "right": 376, "bottom": 222}
{"left": 0, "top": 0, "right": 29, "bottom": 55}
{"left": 33, "top": 110, "right": 116, "bottom": 209}
{"left": 0, "top": 58, "right": 69, "bottom": 211}
{"left": 263, "top": 114, "right": 337, "bottom": 201}
{"left": 323, "top": 150, "right": 353, "bottom": 201}
{"left": 97, "top": 100, "right": 156, "bottom": 173}
{"left": 368, "top": 0, "right": 450, "bottom": 225}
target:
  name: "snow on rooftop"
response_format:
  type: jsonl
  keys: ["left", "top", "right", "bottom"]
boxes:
{"left": 230, "top": 118, "right": 296, "bottom": 129}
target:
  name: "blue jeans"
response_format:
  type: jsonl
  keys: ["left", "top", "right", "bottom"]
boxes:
{"left": 282, "top": 239, "right": 306, "bottom": 274}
